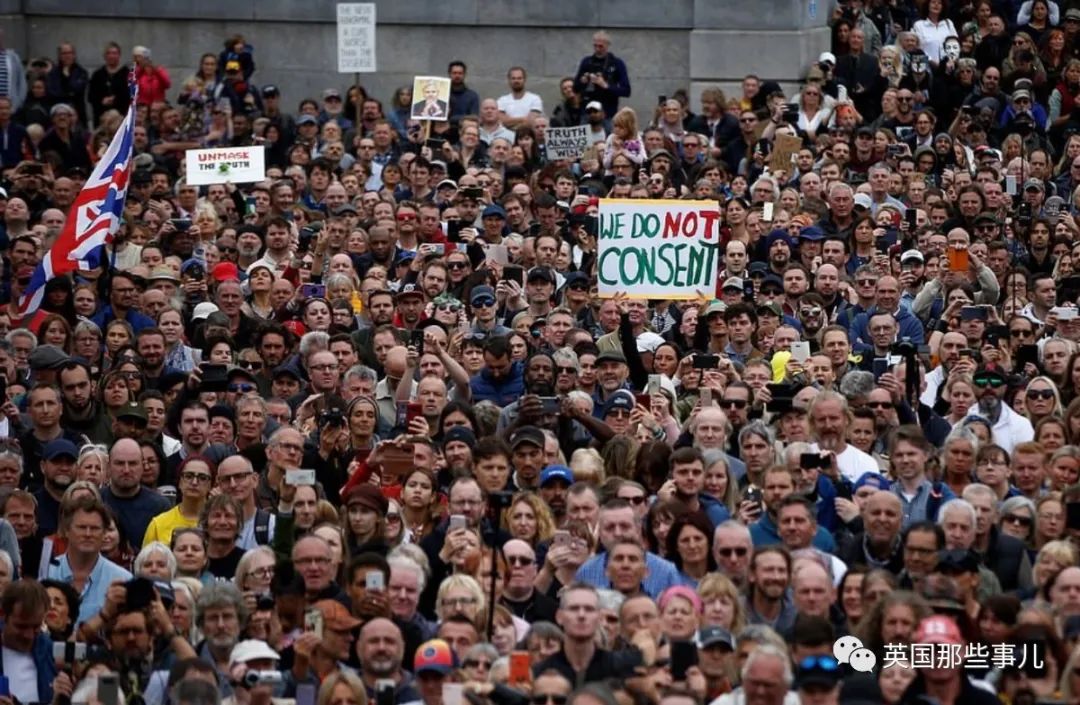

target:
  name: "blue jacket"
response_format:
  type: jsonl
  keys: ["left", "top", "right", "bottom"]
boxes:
{"left": 699, "top": 493, "right": 732, "bottom": 528}
{"left": 813, "top": 475, "right": 840, "bottom": 532}
{"left": 91, "top": 304, "right": 156, "bottom": 334}
{"left": 469, "top": 361, "right": 525, "bottom": 407}
{"left": 848, "top": 305, "right": 925, "bottom": 346}
{"left": 0, "top": 628, "right": 56, "bottom": 704}
{"left": 750, "top": 512, "right": 836, "bottom": 552}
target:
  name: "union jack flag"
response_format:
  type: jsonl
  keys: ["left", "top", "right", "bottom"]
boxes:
{"left": 18, "top": 81, "right": 138, "bottom": 322}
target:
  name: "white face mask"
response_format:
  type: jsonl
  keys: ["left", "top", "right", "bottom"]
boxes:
{"left": 944, "top": 40, "right": 961, "bottom": 61}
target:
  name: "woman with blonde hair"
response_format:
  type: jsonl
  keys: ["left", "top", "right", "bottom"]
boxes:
{"left": 317, "top": 670, "right": 368, "bottom": 705}
{"left": 76, "top": 444, "right": 109, "bottom": 486}
{"left": 503, "top": 492, "right": 556, "bottom": 550}
{"left": 435, "top": 573, "right": 486, "bottom": 625}
{"left": 568, "top": 448, "right": 604, "bottom": 486}
{"left": 133, "top": 541, "right": 176, "bottom": 581}
{"left": 1024, "top": 375, "right": 1064, "bottom": 426}
{"left": 698, "top": 572, "right": 747, "bottom": 633}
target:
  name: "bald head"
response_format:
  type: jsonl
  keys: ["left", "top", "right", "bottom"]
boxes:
{"left": 385, "top": 346, "right": 408, "bottom": 377}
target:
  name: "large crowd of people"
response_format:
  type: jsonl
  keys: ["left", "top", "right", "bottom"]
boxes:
{"left": 3, "top": 3, "right": 1080, "bottom": 705}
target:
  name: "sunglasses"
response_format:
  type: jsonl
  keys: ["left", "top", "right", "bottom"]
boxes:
{"left": 761, "top": 287, "right": 782, "bottom": 296}
{"left": 973, "top": 375, "right": 1006, "bottom": 388}
{"left": 465, "top": 659, "right": 493, "bottom": 670}
{"left": 716, "top": 547, "right": 748, "bottom": 557}
{"left": 532, "top": 697, "right": 568, "bottom": 705}
{"left": 620, "top": 495, "right": 648, "bottom": 505}
{"left": 1004, "top": 514, "right": 1033, "bottom": 527}
{"left": 1010, "top": 329, "right": 1033, "bottom": 338}
{"left": 239, "top": 360, "right": 262, "bottom": 370}
{"left": 800, "top": 307, "right": 822, "bottom": 317}
{"left": 228, "top": 383, "right": 256, "bottom": 393}
{"left": 448, "top": 261, "right": 469, "bottom": 270}
{"left": 396, "top": 213, "right": 417, "bottom": 221}
{"left": 437, "top": 303, "right": 462, "bottom": 313}
{"left": 1027, "top": 388, "right": 1055, "bottom": 400}
{"left": 866, "top": 401, "right": 893, "bottom": 409}
{"left": 557, "top": 366, "right": 577, "bottom": 374}
{"left": 472, "top": 297, "right": 495, "bottom": 308}
{"left": 721, "top": 399, "right": 748, "bottom": 409}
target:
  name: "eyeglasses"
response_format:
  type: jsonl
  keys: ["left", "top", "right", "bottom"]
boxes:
{"left": 1004, "top": 514, "right": 1033, "bottom": 527}
{"left": 721, "top": 399, "right": 748, "bottom": 409}
{"left": 716, "top": 547, "right": 749, "bottom": 557}
{"left": 620, "top": 495, "right": 648, "bottom": 505}
{"left": 799, "top": 655, "right": 840, "bottom": 671}
{"left": 506, "top": 555, "right": 534, "bottom": 567}
{"left": 739, "top": 118, "right": 756, "bottom": 124}
{"left": 247, "top": 566, "right": 275, "bottom": 580}
{"left": 397, "top": 213, "right": 417, "bottom": 221}
{"left": 472, "top": 297, "right": 495, "bottom": 308}
{"left": 295, "top": 556, "right": 332, "bottom": 566}
{"left": 1010, "top": 329, "right": 1033, "bottom": 338}
{"left": 867, "top": 401, "right": 893, "bottom": 409}
{"left": 228, "top": 383, "right": 256, "bottom": 393}
{"left": 973, "top": 375, "right": 1006, "bottom": 388}
{"left": 218, "top": 472, "right": 252, "bottom": 486}
{"left": 557, "top": 366, "right": 577, "bottom": 375}
{"left": 441, "top": 597, "right": 478, "bottom": 608}
{"left": 387, "top": 513, "right": 401, "bottom": 522}
{"left": 181, "top": 471, "right": 212, "bottom": 484}
{"left": 239, "top": 360, "right": 263, "bottom": 370}
{"left": 448, "top": 261, "right": 469, "bottom": 270}
{"left": 465, "top": 659, "right": 493, "bottom": 669}
{"left": 309, "top": 364, "right": 337, "bottom": 372}
{"left": 275, "top": 442, "right": 304, "bottom": 454}
{"left": 437, "top": 303, "right": 462, "bottom": 313}
{"left": 800, "top": 307, "right": 822, "bottom": 317}
{"left": 218, "top": 246, "right": 238, "bottom": 254}
{"left": 1027, "top": 388, "right": 1055, "bottom": 400}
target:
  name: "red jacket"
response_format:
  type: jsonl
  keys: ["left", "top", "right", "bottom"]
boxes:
{"left": 135, "top": 65, "right": 171, "bottom": 105}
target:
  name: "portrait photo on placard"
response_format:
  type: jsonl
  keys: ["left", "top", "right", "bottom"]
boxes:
{"left": 410, "top": 76, "right": 452, "bottom": 121}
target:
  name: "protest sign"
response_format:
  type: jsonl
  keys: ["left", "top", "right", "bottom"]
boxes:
{"left": 598, "top": 199, "right": 721, "bottom": 299}
{"left": 546, "top": 125, "right": 590, "bottom": 161}
{"left": 411, "top": 76, "right": 452, "bottom": 121}
{"left": 769, "top": 133, "right": 803, "bottom": 173}
{"left": 185, "top": 146, "right": 266, "bottom": 186}
{"left": 337, "top": 3, "right": 377, "bottom": 73}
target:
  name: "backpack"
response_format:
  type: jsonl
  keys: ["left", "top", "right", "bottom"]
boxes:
{"left": 254, "top": 509, "right": 272, "bottom": 546}
{"left": 925, "top": 482, "right": 947, "bottom": 522}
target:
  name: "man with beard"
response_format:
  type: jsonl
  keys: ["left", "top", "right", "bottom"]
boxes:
{"left": 765, "top": 230, "right": 793, "bottom": 276}
{"left": 91, "top": 271, "right": 155, "bottom": 332}
{"left": 796, "top": 293, "right": 828, "bottom": 341}
{"left": 506, "top": 426, "right": 546, "bottom": 492}
{"left": 668, "top": 447, "right": 730, "bottom": 527}
{"left": 192, "top": 582, "right": 246, "bottom": 693}
{"left": 500, "top": 538, "right": 557, "bottom": 622}
{"left": 497, "top": 352, "right": 556, "bottom": 432}
{"left": 972, "top": 363, "right": 1033, "bottom": 454}
{"left": 442, "top": 427, "right": 476, "bottom": 478}
{"left": 808, "top": 391, "right": 878, "bottom": 484}
{"left": 745, "top": 545, "right": 796, "bottom": 633}
{"left": 33, "top": 438, "right": 77, "bottom": 538}
{"left": 394, "top": 284, "right": 426, "bottom": 332}
{"left": 355, "top": 618, "right": 422, "bottom": 702}
{"left": 135, "top": 328, "right": 170, "bottom": 388}
{"left": 539, "top": 465, "right": 573, "bottom": 520}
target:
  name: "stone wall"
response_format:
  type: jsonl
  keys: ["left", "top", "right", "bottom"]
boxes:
{"left": 2, "top": 0, "right": 828, "bottom": 116}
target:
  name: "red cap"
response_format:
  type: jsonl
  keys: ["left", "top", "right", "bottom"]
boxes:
{"left": 212, "top": 261, "right": 240, "bottom": 282}
{"left": 914, "top": 616, "right": 964, "bottom": 645}
{"left": 282, "top": 320, "right": 306, "bottom": 338}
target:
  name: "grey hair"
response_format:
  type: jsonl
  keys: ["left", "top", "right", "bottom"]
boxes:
{"left": 324, "top": 273, "right": 354, "bottom": 292}
{"left": 750, "top": 176, "right": 780, "bottom": 202}
{"left": 937, "top": 498, "right": 977, "bottom": 528}
{"left": 738, "top": 419, "right": 775, "bottom": 448}
{"left": 134, "top": 541, "right": 177, "bottom": 580}
{"left": 792, "top": 548, "right": 833, "bottom": 583}
{"left": 387, "top": 553, "right": 428, "bottom": 593}
{"left": 195, "top": 580, "right": 248, "bottom": 627}
{"left": 943, "top": 425, "right": 981, "bottom": 455}
{"left": 235, "top": 394, "right": 267, "bottom": 415}
{"left": 566, "top": 390, "right": 594, "bottom": 413}
{"left": 741, "top": 642, "right": 793, "bottom": 686}
{"left": 73, "top": 319, "right": 101, "bottom": 340}
{"left": 0, "top": 447, "right": 23, "bottom": 474}
{"left": 1000, "top": 495, "right": 1037, "bottom": 522}
{"left": 345, "top": 364, "right": 378, "bottom": 385}
{"left": 298, "top": 331, "right": 331, "bottom": 360}
{"left": 597, "top": 588, "right": 625, "bottom": 613}
{"left": 828, "top": 181, "right": 854, "bottom": 200}
{"left": 839, "top": 370, "right": 876, "bottom": 400}
{"left": 961, "top": 483, "right": 998, "bottom": 510}
{"left": 5, "top": 329, "right": 36, "bottom": 347}
{"left": 701, "top": 448, "right": 729, "bottom": 471}
{"left": 783, "top": 442, "right": 812, "bottom": 465}
{"left": 553, "top": 347, "right": 580, "bottom": 372}
{"left": 465, "top": 642, "right": 499, "bottom": 666}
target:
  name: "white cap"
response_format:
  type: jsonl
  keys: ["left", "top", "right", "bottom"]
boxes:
{"left": 585, "top": 101, "right": 604, "bottom": 112}
{"left": 192, "top": 302, "right": 220, "bottom": 321}
{"left": 818, "top": 52, "right": 837, "bottom": 65}
{"left": 901, "top": 249, "right": 925, "bottom": 263}
{"left": 853, "top": 193, "right": 873, "bottom": 209}
{"left": 230, "top": 640, "right": 280, "bottom": 665}
{"left": 636, "top": 331, "right": 665, "bottom": 354}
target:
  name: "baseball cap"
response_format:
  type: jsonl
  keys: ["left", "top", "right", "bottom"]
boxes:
{"left": 722, "top": 277, "right": 744, "bottom": 291}
{"left": 225, "top": 60, "right": 241, "bottom": 73}
{"left": 604, "top": 390, "right": 636, "bottom": 417}
{"left": 839, "top": 675, "right": 883, "bottom": 705}
{"left": 855, "top": 126, "right": 874, "bottom": 138}
{"left": 914, "top": 615, "right": 964, "bottom": 645}
{"left": 799, "top": 226, "right": 826, "bottom": 241}
{"left": 596, "top": 349, "right": 627, "bottom": 365}
{"left": 414, "top": 639, "right": 456, "bottom": 675}
{"left": 527, "top": 266, "right": 556, "bottom": 285}
{"left": 748, "top": 261, "right": 769, "bottom": 276}
{"left": 757, "top": 301, "right": 782, "bottom": 318}
{"left": 853, "top": 193, "right": 873, "bottom": 210}
{"left": 1068, "top": 7, "right": 1080, "bottom": 20}
{"left": 704, "top": 300, "right": 728, "bottom": 317}
{"left": 696, "top": 626, "right": 735, "bottom": 650}
{"left": 334, "top": 203, "right": 358, "bottom": 216}
{"left": 540, "top": 465, "right": 574, "bottom": 487}
{"left": 470, "top": 285, "right": 496, "bottom": 305}
{"left": 510, "top": 426, "right": 545, "bottom": 452}
{"left": 1024, "top": 178, "right": 1044, "bottom": 192}
{"left": 314, "top": 600, "right": 363, "bottom": 631}
{"left": 271, "top": 362, "right": 304, "bottom": 382}
{"left": 1013, "top": 89, "right": 1032, "bottom": 102}
{"left": 482, "top": 204, "right": 507, "bottom": 219}
{"left": 230, "top": 639, "right": 280, "bottom": 665}
{"left": 937, "top": 548, "right": 980, "bottom": 574}
{"left": 436, "top": 178, "right": 458, "bottom": 191}
{"left": 212, "top": 261, "right": 240, "bottom": 282}
{"left": 181, "top": 259, "right": 205, "bottom": 276}
{"left": 636, "top": 331, "right": 665, "bottom": 354}
{"left": 852, "top": 472, "right": 889, "bottom": 492}
{"left": 192, "top": 302, "right": 220, "bottom": 321}
{"left": 818, "top": 51, "right": 837, "bottom": 66}
{"left": 261, "top": 85, "right": 280, "bottom": 98}
{"left": 395, "top": 282, "right": 425, "bottom": 300}
{"left": 585, "top": 101, "right": 603, "bottom": 112}
{"left": 563, "top": 271, "right": 590, "bottom": 289}
{"left": 296, "top": 114, "right": 318, "bottom": 126}
{"left": 900, "top": 249, "right": 924, "bottom": 264}
{"left": 116, "top": 402, "right": 148, "bottom": 424}
{"left": 443, "top": 426, "right": 476, "bottom": 448}
{"left": 973, "top": 211, "right": 1000, "bottom": 225}
{"left": 43, "top": 439, "right": 78, "bottom": 461}
{"left": 795, "top": 655, "right": 842, "bottom": 690}
{"left": 323, "top": 89, "right": 342, "bottom": 100}
{"left": 29, "top": 344, "right": 70, "bottom": 371}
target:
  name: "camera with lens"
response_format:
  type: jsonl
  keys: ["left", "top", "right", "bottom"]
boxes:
{"left": 243, "top": 670, "right": 283, "bottom": 688}
{"left": 320, "top": 409, "right": 345, "bottom": 428}
{"left": 256, "top": 594, "right": 275, "bottom": 611}
{"left": 891, "top": 338, "right": 917, "bottom": 357}
{"left": 489, "top": 491, "right": 514, "bottom": 510}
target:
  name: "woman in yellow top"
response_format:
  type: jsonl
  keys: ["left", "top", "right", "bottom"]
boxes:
{"left": 143, "top": 456, "right": 215, "bottom": 546}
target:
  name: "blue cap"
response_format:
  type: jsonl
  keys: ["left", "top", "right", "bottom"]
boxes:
{"left": 482, "top": 204, "right": 507, "bottom": 219}
{"left": 443, "top": 426, "right": 476, "bottom": 448}
{"left": 766, "top": 229, "right": 793, "bottom": 249}
{"left": 603, "top": 390, "right": 636, "bottom": 416}
{"left": 395, "top": 250, "right": 417, "bottom": 265}
{"left": 853, "top": 471, "right": 890, "bottom": 492}
{"left": 470, "top": 285, "right": 496, "bottom": 304}
{"left": 761, "top": 273, "right": 784, "bottom": 289}
{"left": 564, "top": 271, "right": 590, "bottom": 289}
{"left": 181, "top": 259, "right": 204, "bottom": 275}
{"left": 748, "top": 261, "right": 769, "bottom": 276}
{"left": 799, "top": 225, "right": 826, "bottom": 241}
{"left": 43, "top": 439, "right": 78, "bottom": 461}
{"left": 540, "top": 465, "right": 575, "bottom": 487}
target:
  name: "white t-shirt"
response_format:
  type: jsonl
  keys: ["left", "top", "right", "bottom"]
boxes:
{"left": 809, "top": 442, "right": 881, "bottom": 484}
{"left": 2, "top": 646, "right": 38, "bottom": 705}
{"left": 497, "top": 92, "right": 544, "bottom": 119}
